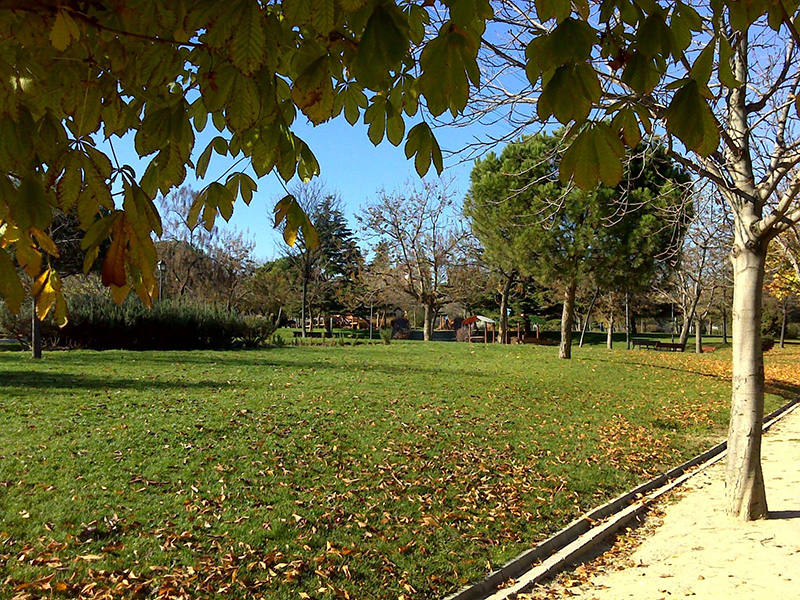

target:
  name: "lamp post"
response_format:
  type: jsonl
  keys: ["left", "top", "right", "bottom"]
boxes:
{"left": 157, "top": 260, "right": 166, "bottom": 301}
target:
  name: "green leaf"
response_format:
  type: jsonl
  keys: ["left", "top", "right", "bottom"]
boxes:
{"left": 311, "top": 0, "right": 335, "bottom": 34}
{"left": 535, "top": 0, "right": 571, "bottom": 22}
{"left": 354, "top": 3, "right": 409, "bottom": 90}
{"left": 50, "top": 10, "right": 79, "bottom": 51}
{"left": 621, "top": 52, "right": 662, "bottom": 94}
{"left": 404, "top": 122, "right": 443, "bottom": 177}
{"left": 274, "top": 194, "right": 319, "bottom": 249}
{"left": 637, "top": 13, "right": 671, "bottom": 58}
{"left": 385, "top": 108, "right": 405, "bottom": 146}
{"left": 291, "top": 56, "right": 335, "bottom": 125}
{"left": 547, "top": 18, "right": 597, "bottom": 65}
{"left": 560, "top": 123, "right": 625, "bottom": 188}
{"left": 297, "top": 142, "right": 320, "bottom": 182}
{"left": 227, "top": 73, "right": 261, "bottom": 132}
{"left": 284, "top": 0, "right": 311, "bottom": 25}
{"left": 689, "top": 40, "right": 715, "bottom": 85}
{"left": 231, "top": 0, "right": 266, "bottom": 75}
{"left": 196, "top": 140, "right": 214, "bottom": 179}
{"left": 0, "top": 247, "right": 24, "bottom": 313}
{"left": 418, "top": 22, "right": 480, "bottom": 116}
{"left": 664, "top": 80, "right": 720, "bottom": 157}
{"left": 56, "top": 152, "right": 82, "bottom": 210}
{"left": 81, "top": 212, "right": 119, "bottom": 251}
{"left": 611, "top": 107, "right": 642, "bottom": 147}
{"left": 537, "top": 64, "right": 600, "bottom": 124}
{"left": 13, "top": 175, "right": 52, "bottom": 230}
{"left": 718, "top": 35, "right": 742, "bottom": 88}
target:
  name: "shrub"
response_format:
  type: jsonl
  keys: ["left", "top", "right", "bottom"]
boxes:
{"left": 2, "top": 294, "right": 277, "bottom": 351}
{"left": 762, "top": 335, "right": 775, "bottom": 353}
{"left": 379, "top": 328, "right": 392, "bottom": 345}
{"left": 271, "top": 332, "right": 286, "bottom": 348}
{"left": 240, "top": 315, "right": 277, "bottom": 348}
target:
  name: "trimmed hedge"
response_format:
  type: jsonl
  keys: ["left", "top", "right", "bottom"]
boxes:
{"left": 0, "top": 295, "right": 275, "bottom": 351}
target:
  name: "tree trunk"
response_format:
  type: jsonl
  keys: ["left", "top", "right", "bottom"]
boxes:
{"left": 423, "top": 303, "right": 436, "bottom": 342}
{"left": 625, "top": 292, "right": 631, "bottom": 350}
{"left": 678, "top": 313, "right": 692, "bottom": 347}
{"left": 579, "top": 288, "right": 599, "bottom": 347}
{"left": 726, "top": 243, "right": 768, "bottom": 520}
{"left": 559, "top": 280, "right": 577, "bottom": 359}
{"left": 498, "top": 273, "right": 514, "bottom": 344}
{"left": 301, "top": 276, "right": 308, "bottom": 337}
{"left": 780, "top": 299, "right": 787, "bottom": 349}
{"left": 722, "top": 304, "right": 729, "bottom": 345}
{"left": 695, "top": 318, "right": 703, "bottom": 354}
{"left": 606, "top": 310, "right": 613, "bottom": 349}
{"left": 31, "top": 298, "right": 42, "bottom": 359}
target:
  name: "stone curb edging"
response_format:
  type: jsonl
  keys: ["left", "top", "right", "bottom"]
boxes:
{"left": 443, "top": 397, "right": 800, "bottom": 600}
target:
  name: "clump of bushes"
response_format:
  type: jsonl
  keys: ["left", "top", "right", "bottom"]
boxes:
{"left": 1, "top": 294, "right": 276, "bottom": 351}
{"left": 762, "top": 335, "right": 775, "bottom": 353}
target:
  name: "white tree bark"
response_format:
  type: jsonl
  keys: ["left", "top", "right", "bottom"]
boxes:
{"left": 726, "top": 237, "right": 769, "bottom": 519}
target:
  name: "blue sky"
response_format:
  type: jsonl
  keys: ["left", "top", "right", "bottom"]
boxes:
{"left": 106, "top": 111, "right": 516, "bottom": 262}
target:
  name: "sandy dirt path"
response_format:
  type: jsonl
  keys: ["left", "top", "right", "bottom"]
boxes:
{"left": 524, "top": 407, "right": 800, "bottom": 600}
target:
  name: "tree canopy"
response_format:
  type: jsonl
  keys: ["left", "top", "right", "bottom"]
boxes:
{"left": 465, "top": 133, "right": 689, "bottom": 355}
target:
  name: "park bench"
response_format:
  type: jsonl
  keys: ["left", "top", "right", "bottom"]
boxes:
{"left": 292, "top": 330, "right": 325, "bottom": 338}
{"left": 655, "top": 341, "right": 686, "bottom": 352}
{"left": 631, "top": 339, "right": 659, "bottom": 350}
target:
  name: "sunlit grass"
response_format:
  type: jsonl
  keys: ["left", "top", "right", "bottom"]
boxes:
{"left": 0, "top": 341, "right": 795, "bottom": 599}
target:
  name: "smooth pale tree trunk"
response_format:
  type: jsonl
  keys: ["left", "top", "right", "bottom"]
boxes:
{"left": 423, "top": 303, "right": 436, "bottom": 342}
{"left": 695, "top": 318, "right": 703, "bottom": 354}
{"left": 780, "top": 299, "right": 787, "bottom": 349}
{"left": 579, "top": 288, "right": 599, "bottom": 347}
{"left": 498, "top": 273, "right": 514, "bottom": 344}
{"left": 559, "top": 280, "right": 578, "bottom": 359}
{"left": 726, "top": 242, "right": 768, "bottom": 520}
{"left": 606, "top": 310, "right": 614, "bottom": 349}
{"left": 31, "top": 298, "right": 42, "bottom": 359}
{"left": 678, "top": 314, "right": 692, "bottom": 346}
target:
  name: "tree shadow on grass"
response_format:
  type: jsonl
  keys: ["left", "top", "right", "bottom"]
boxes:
{"left": 0, "top": 369, "right": 225, "bottom": 392}
{"left": 764, "top": 380, "right": 800, "bottom": 400}
{"left": 583, "top": 356, "right": 800, "bottom": 400}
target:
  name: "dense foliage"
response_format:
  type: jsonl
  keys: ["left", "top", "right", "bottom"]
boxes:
{"left": 0, "top": 295, "right": 275, "bottom": 350}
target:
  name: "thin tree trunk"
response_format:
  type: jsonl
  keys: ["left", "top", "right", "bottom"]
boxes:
{"left": 695, "top": 318, "right": 703, "bottom": 354}
{"left": 606, "top": 310, "right": 613, "bottom": 349}
{"left": 559, "top": 280, "right": 578, "bottom": 359}
{"left": 579, "top": 288, "right": 599, "bottom": 347}
{"left": 726, "top": 243, "right": 768, "bottom": 520}
{"left": 780, "top": 299, "right": 787, "bottom": 349}
{"left": 625, "top": 292, "right": 631, "bottom": 350}
{"left": 301, "top": 276, "right": 307, "bottom": 337}
{"left": 31, "top": 298, "right": 42, "bottom": 359}
{"left": 498, "top": 273, "right": 514, "bottom": 344}
{"left": 722, "top": 304, "right": 729, "bottom": 345}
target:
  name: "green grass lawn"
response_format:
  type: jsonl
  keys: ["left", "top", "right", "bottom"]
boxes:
{"left": 0, "top": 342, "right": 796, "bottom": 599}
